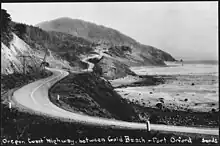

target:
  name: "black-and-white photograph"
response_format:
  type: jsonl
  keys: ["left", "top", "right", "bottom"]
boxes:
{"left": 1, "top": 1, "right": 219, "bottom": 145}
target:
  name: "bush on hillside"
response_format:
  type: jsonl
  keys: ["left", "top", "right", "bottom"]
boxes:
{"left": 13, "top": 22, "right": 27, "bottom": 39}
{"left": 1, "top": 9, "right": 13, "bottom": 47}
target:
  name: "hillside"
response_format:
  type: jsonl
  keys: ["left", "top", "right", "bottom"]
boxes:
{"left": 1, "top": 32, "right": 72, "bottom": 75}
{"left": 2, "top": 12, "right": 176, "bottom": 81}
{"left": 1, "top": 20, "right": 135, "bottom": 80}
{"left": 49, "top": 72, "right": 140, "bottom": 122}
{"left": 36, "top": 17, "right": 176, "bottom": 66}
{"left": 1, "top": 20, "right": 97, "bottom": 76}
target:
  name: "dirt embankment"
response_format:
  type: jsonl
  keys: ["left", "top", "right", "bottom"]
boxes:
{"left": 49, "top": 72, "right": 140, "bottom": 122}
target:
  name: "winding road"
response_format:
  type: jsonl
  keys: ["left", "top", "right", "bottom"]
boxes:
{"left": 12, "top": 55, "right": 219, "bottom": 136}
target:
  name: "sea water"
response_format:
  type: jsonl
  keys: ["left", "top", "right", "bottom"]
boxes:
{"left": 130, "top": 60, "right": 218, "bottom": 76}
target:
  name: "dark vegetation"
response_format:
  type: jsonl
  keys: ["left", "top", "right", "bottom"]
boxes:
{"left": 12, "top": 22, "right": 93, "bottom": 54}
{"left": 1, "top": 69, "right": 52, "bottom": 99}
{"left": 108, "top": 45, "right": 132, "bottom": 58}
{"left": 87, "top": 57, "right": 104, "bottom": 76}
{"left": 12, "top": 22, "right": 26, "bottom": 39}
{"left": 50, "top": 72, "right": 139, "bottom": 122}
{"left": 50, "top": 72, "right": 219, "bottom": 128}
{"left": 87, "top": 56, "right": 104, "bottom": 64}
{"left": 127, "top": 100, "right": 219, "bottom": 128}
{"left": 93, "top": 64, "right": 103, "bottom": 76}
{"left": 2, "top": 105, "right": 218, "bottom": 145}
{"left": 11, "top": 21, "right": 95, "bottom": 68}
{"left": 78, "top": 60, "right": 89, "bottom": 69}
{"left": 1, "top": 9, "right": 13, "bottom": 47}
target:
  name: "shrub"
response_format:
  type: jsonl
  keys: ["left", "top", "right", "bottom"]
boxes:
{"left": 156, "top": 102, "right": 163, "bottom": 110}
{"left": 211, "top": 108, "right": 216, "bottom": 113}
{"left": 159, "top": 98, "right": 164, "bottom": 103}
{"left": 1, "top": 9, "right": 13, "bottom": 47}
{"left": 149, "top": 114, "right": 159, "bottom": 123}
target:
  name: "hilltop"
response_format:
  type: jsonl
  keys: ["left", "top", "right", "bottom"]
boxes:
{"left": 2, "top": 12, "right": 176, "bottom": 80}
{"left": 36, "top": 17, "right": 176, "bottom": 65}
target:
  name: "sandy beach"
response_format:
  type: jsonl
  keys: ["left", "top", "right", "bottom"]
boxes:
{"left": 111, "top": 62, "right": 219, "bottom": 113}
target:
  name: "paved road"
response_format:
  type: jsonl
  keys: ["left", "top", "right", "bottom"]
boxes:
{"left": 12, "top": 52, "right": 219, "bottom": 136}
{"left": 12, "top": 67, "right": 219, "bottom": 136}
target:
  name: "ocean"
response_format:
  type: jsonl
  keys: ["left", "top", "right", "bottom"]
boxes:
{"left": 130, "top": 60, "right": 218, "bottom": 76}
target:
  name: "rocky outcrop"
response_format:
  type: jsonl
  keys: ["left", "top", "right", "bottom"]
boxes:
{"left": 96, "top": 56, "right": 136, "bottom": 80}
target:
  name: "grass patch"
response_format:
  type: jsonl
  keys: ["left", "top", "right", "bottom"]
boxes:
{"left": 130, "top": 101, "right": 219, "bottom": 128}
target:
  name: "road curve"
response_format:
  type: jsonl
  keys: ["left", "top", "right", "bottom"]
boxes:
{"left": 13, "top": 67, "right": 149, "bottom": 130}
{"left": 12, "top": 67, "right": 219, "bottom": 136}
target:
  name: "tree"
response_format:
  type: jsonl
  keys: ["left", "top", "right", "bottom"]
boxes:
{"left": 149, "top": 114, "right": 159, "bottom": 123}
{"left": 1, "top": 9, "right": 13, "bottom": 47}
{"left": 1, "top": 9, "right": 12, "bottom": 34}
{"left": 14, "top": 23, "right": 27, "bottom": 39}
{"left": 156, "top": 102, "right": 163, "bottom": 110}
{"left": 93, "top": 64, "right": 102, "bottom": 76}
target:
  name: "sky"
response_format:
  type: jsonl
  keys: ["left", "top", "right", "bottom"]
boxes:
{"left": 2, "top": 2, "right": 218, "bottom": 60}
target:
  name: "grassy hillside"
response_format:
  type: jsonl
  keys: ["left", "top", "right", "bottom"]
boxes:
{"left": 49, "top": 72, "right": 139, "bottom": 122}
{"left": 12, "top": 22, "right": 94, "bottom": 67}
{"left": 36, "top": 17, "right": 138, "bottom": 45}
{"left": 15, "top": 22, "right": 140, "bottom": 79}
{"left": 36, "top": 17, "right": 176, "bottom": 65}
{"left": 2, "top": 9, "right": 137, "bottom": 80}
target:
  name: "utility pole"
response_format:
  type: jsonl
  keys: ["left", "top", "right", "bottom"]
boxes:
{"left": 87, "top": 54, "right": 89, "bottom": 72}
{"left": 18, "top": 55, "right": 31, "bottom": 74}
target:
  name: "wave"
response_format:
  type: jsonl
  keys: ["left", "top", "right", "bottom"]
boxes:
{"left": 181, "top": 60, "right": 218, "bottom": 65}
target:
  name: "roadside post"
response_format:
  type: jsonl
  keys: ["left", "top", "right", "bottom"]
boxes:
{"left": 9, "top": 102, "right": 12, "bottom": 111}
{"left": 9, "top": 102, "right": 11, "bottom": 108}
{"left": 146, "top": 121, "right": 151, "bottom": 132}
{"left": 57, "top": 94, "right": 60, "bottom": 101}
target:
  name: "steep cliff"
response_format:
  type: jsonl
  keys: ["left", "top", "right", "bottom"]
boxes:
{"left": 1, "top": 33, "right": 71, "bottom": 75}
